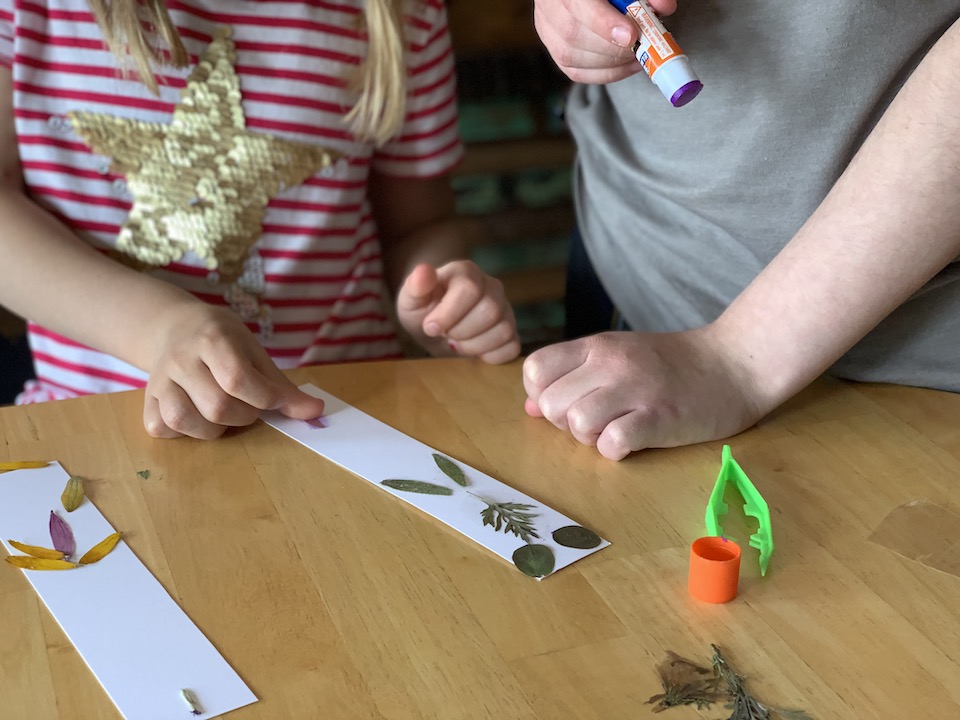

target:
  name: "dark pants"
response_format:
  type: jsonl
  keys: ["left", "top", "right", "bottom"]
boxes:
{"left": 564, "top": 227, "right": 618, "bottom": 339}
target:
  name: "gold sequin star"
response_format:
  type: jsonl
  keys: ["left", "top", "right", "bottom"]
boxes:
{"left": 68, "top": 27, "right": 339, "bottom": 280}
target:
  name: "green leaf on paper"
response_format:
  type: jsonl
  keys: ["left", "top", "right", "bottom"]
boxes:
{"left": 552, "top": 525, "right": 602, "bottom": 549}
{"left": 60, "top": 475, "right": 85, "bottom": 512}
{"left": 480, "top": 500, "right": 540, "bottom": 542}
{"left": 512, "top": 544, "right": 555, "bottom": 578}
{"left": 381, "top": 479, "right": 454, "bottom": 496}
{"left": 136, "top": 469, "right": 150, "bottom": 480}
{"left": 432, "top": 453, "right": 467, "bottom": 487}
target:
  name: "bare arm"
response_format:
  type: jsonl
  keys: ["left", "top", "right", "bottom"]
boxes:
{"left": 524, "top": 16, "right": 960, "bottom": 459}
{"left": 370, "top": 170, "right": 520, "bottom": 363}
{"left": 716, "top": 15, "right": 960, "bottom": 414}
{"left": 0, "top": 66, "right": 325, "bottom": 436}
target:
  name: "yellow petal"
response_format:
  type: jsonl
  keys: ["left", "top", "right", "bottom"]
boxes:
{"left": 61, "top": 476, "right": 85, "bottom": 512}
{"left": 79, "top": 532, "right": 122, "bottom": 565}
{"left": 8, "top": 540, "right": 65, "bottom": 560}
{"left": 5, "top": 556, "right": 77, "bottom": 570}
{"left": 0, "top": 461, "right": 49, "bottom": 473}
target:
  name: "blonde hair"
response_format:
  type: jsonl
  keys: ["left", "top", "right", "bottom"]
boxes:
{"left": 87, "top": 0, "right": 409, "bottom": 145}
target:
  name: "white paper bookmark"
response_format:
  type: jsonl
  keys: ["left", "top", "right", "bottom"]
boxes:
{"left": 0, "top": 463, "right": 257, "bottom": 720}
{"left": 262, "top": 384, "right": 610, "bottom": 579}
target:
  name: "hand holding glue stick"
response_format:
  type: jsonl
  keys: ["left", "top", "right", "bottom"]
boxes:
{"left": 608, "top": 0, "right": 702, "bottom": 107}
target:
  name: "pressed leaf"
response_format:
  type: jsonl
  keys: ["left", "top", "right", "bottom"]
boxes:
{"left": 552, "top": 525, "right": 602, "bottom": 549}
{"left": 79, "top": 532, "right": 122, "bottom": 565}
{"left": 60, "top": 475, "right": 85, "bottom": 512}
{"left": 5, "top": 556, "right": 77, "bottom": 570}
{"left": 8, "top": 540, "right": 65, "bottom": 560}
{"left": 136, "top": 469, "right": 150, "bottom": 480}
{"left": 0, "top": 461, "right": 49, "bottom": 473}
{"left": 432, "top": 453, "right": 467, "bottom": 487}
{"left": 480, "top": 500, "right": 540, "bottom": 542}
{"left": 512, "top": 543, "right": 555, "bottom": 578}
{"left": 380, "top": 479, "right": 453, "bottom": 496}
{"left": 49, "top": 511, "right": 76, "bottom": 557}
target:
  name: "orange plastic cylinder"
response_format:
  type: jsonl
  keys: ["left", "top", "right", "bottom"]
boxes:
{"left": 688, "top": 536, "right": 741, "bottom": 603}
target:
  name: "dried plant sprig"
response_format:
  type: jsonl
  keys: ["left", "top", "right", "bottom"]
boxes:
{"left": 478, "top": 500, "right": 541, "bottom": 542}
{"left": 711, "top": 645, "right": 813, "bottom": 720}
{"left": 647, "top": 650, "right": 727, "bottom": 712}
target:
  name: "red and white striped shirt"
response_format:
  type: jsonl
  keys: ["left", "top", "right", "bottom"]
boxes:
{"left": 0, "top": 0, "right": 463, "bottom": 402}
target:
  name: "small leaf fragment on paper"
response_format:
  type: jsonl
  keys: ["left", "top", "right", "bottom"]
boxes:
{"left": 432, "top": 453, "right": 468, "bottom": 487}
{"left": 49, "top": 511, "right": 76, "bottom": 557}
{"left": 5, "top": 556, "right": 77, "bottom": 570}
{"left": 8, "top": 540, "right": 65, "bottom": 560}
{"left": 0, "top": 461, "right": 49, "bottom": 473}
{"left": 136, "top": 469, "right": 150, "bottom": 480}
{"left": 79, "top": 532, "right": 123, "bottom": 565}
{"left": 61, "top": 475, "right": 85, "bottom": 512}
{"left": 380, "top": 479, "right": 453, "bottom": 495}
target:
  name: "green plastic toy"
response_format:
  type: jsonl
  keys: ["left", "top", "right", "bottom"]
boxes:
{"left": 705, "top": 445, "right": 774, "bottom": 576}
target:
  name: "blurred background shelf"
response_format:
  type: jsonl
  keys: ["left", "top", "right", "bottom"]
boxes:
{"left": 449, "top": 0, "right": 575, "bottom": 353}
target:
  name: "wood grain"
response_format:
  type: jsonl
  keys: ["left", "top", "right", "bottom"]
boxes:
{"left": 2, "top": 360, "right": 959, "bottom": 719}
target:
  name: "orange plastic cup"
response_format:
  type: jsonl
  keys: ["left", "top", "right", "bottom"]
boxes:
{"left": 688, "top": 536, "right": 741, "bottom": 603}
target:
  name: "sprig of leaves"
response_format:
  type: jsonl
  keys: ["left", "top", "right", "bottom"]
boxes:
{"left": 647, "top": 651, "right": 727, "bottom": 712}
{"left": 479, "top": 500, "right": 540, "bottom": 542}
{"left": 711, "top": 645, "right": 813, "bottom": 720}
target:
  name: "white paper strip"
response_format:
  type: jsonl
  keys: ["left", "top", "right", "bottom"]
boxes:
{"left": 263, "top": 384, "right": 609, "bottom": 579}
{"left": 0, "top": 463, "right": 257, "bottom": 720}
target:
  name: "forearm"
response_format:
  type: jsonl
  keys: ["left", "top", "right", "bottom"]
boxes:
{"left": 380, "top": 216, "right": 477, "bottom": 295}
{"left": 714, "top": 17, "right": 960, "bottom": 411}
{"left": 0, "top": 189, "right": 202, "bottom": 371}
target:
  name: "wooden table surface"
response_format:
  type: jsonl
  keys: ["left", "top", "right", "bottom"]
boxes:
{"left": 3, "top": 358, "right": 960, "bottom": 720}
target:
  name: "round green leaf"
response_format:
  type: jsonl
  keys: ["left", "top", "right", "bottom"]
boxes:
{"left": 512, "top": 544, "right": 555, "bottom": 578}
{"left": 552, "top": 525, "right": 602, "bottom": 549}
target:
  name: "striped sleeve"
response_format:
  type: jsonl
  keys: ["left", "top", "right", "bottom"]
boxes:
{"left": 0, "top": 0, "right": 14, "bottom": 67}
{"left": 371, "top": 0, "right": 463, "bottom": 178}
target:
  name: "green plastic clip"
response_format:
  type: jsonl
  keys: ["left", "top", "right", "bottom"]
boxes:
{"left": 705, "top": 445, "right": 774, "bottom": 576}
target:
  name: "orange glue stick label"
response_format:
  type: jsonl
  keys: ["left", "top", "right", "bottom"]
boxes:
{"left": 622, "top": 0, "right": 703, "bottom": 107}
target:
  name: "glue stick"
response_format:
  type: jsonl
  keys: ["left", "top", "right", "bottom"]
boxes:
{"left": 608, "top": 0, "right": 702, "bottom": 107}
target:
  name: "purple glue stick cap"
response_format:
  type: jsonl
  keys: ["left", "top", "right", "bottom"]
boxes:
{"left": 670, "top": 80, "right": 703, "bottom": 108}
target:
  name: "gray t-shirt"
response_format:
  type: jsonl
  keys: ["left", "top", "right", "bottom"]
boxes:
{"left": 567, "top": 2, "right": 960, "bottom": 391}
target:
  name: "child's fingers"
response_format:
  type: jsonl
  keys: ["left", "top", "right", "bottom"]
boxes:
{"left": 144, "top": 379, "right": 230, "bottom": 440}
{"left": 397, "top": 263, "right": 441, "bottom": 315}
{"left": 422, "top": 264, "right": 503, "bottom": 337}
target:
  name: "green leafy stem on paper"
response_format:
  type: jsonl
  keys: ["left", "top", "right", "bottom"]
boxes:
{"left": 474, "top": 496, "right": 541, "bottom": 542}
{"left": 378, "top": 452, "right": 602, "bottom": 579}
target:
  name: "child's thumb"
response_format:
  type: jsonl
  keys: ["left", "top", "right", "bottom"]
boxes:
{"left": 275, "top": 384, "right": 326, "bottom": 421}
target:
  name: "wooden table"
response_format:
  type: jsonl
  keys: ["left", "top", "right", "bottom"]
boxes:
{"left": 3, "top": 359, "right": 960, "bottom": 719}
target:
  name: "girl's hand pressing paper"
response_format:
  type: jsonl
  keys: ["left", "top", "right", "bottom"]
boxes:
{"left": 522, "top": 328, "right": 764, "bottom": 460}
{"left": 534, "top": 0, "right": 677, "bottom": 83}
{"left": 144, "top": 303, "right": 327, "bottom": 439}
{"left": 397, "top": 261, "right": 521, "bottom": 364}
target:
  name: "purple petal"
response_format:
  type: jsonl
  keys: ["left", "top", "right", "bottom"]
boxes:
{"left": 49, "top": 511, "right": 76, "bottom": 557}
{"left": 304, "top": 416, "right": 329, "bottom": 429}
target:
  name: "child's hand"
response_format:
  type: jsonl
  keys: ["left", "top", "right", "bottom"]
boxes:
{"left": 144, "top": 303, "right": 326, "bottom": 439}
{"left": 522, "top": 328, "right": 763, "bottom": 460}
{"left": 534, "top": 0, "right": 677, "bottom": 83}
{"left": 397, "top": 261, "right": 521, "bottom": 364}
